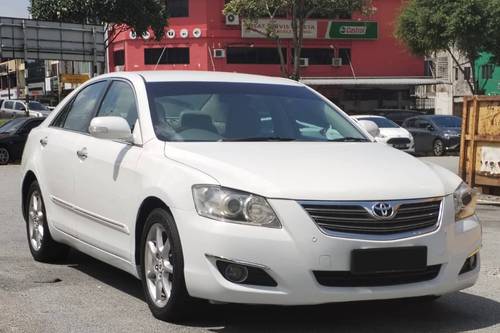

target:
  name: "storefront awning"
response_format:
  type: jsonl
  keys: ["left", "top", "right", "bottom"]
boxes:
{"left": 300, "top": 77, "right": 446, "bottom": 86}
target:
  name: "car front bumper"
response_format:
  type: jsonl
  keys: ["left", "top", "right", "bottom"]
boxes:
{"left": 173, "top": 194, "right": 481, "bottom": 305}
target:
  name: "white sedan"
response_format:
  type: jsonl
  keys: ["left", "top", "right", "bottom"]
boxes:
{"left": 352, "top": 115, "right": 415, "bottom": 153}
{"left": 20, "top": 71, "right": 480, "bottom": 322}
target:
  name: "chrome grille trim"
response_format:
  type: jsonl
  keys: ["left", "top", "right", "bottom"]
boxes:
{"left": 299, "top": 197, "right": 443, "bottom": 239}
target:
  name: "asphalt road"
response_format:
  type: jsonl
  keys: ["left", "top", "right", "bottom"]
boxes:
{"left": 1, "top": 162, "right": 499, "bottom": 333}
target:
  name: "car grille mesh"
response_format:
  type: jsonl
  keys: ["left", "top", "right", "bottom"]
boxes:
{"left": 314, "top": 265, "right": 441, "bottom": 287}
{"left": 301, "top": 199, "right": 441, "bottom": 235}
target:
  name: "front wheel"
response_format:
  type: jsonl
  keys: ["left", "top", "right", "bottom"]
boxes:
{"left": 140, "top": 208, "right": 194, "bottom": 322}
{"left": 433, "top": 139, "right": 445, "bottom": 156}
{"left": 0, "top": 147, "right": 10, "bottom": 165}
{"left": 26, "top": 181, "right": 69, "bottom": 262}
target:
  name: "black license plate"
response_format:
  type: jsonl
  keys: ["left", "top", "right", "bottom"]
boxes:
{"left": 351, "top": 247, "right": 427, "bottom": 275}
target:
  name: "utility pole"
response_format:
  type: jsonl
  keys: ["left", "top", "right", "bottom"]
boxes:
{"left": 22, "top": 20, "right": 30, "bottom": 116}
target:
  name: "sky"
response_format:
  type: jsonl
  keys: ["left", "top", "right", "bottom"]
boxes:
{"left": 0, "top": 0, "right": 30, "bottom": 18}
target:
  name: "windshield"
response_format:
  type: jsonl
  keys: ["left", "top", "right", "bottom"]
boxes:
{"left": 357, "top": 117, "right": 399, "bottom": 128}
{"left": 146, "top": 82, "right": 367, "bottom": 142}
{"left": 28, "top": 101, "right": 48, "bottom": 111}
{"left": 0, "top": 118, "right": 26, "bottom": 134}
{"left": 432, "top": 116, "right": 461, "bottom": 128}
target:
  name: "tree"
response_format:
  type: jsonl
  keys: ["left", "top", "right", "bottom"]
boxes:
{"left": 224, "top": 0, "right": 374, "bottom": 80}
{"left": 29, "top": 0, "right": 169, "bottom": 42}
{"left": 395, "top": 0, "right": 500, "bottom": 94}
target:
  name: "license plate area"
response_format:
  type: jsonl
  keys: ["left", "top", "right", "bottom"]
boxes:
{"left": 351, "top": 247, "right": 427, "bottom": 275}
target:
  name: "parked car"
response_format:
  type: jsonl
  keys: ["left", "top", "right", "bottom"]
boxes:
{"left": 0, "top": 117, "right": 45, "bottom": 164}
{"left": 0, "top": 99, "right": 52, "bottom": 118}
{"left": 402, "top": 115, "right": 462, "bottom": 156}
{"left": 352, "top": 115, "right": 414, "bottom": 153}
{"left": 20, "top": 71, "right": 480, "bottom": 322}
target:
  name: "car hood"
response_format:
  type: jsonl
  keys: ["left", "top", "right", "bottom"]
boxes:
{"left": 164, "top": 142, "right": 459, "bottom": 201}
{"left": 0, "top": 133, "right": 12, "bottom": 141}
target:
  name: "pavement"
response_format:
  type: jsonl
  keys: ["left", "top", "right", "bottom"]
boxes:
{"left": 1, "top": 160, "right": 500, "bottom": 333}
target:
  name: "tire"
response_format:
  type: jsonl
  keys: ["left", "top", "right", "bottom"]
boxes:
{"left": 25, "top": 181, "right": 69, "bottom": 262}
{"left": 0, "top": 147, "right": 10, "bottom": 165}
{"left": 432, "top": 139, "right": 445, "bottom": 156}
{"left": 140, "top": 208, "right": 194, "bottom": 322}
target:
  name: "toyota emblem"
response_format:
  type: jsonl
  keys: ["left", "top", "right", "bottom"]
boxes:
{"left": 371, "top": 202, "right": 395, "bottom": 219}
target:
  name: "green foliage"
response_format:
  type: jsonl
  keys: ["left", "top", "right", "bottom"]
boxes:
{"left": 29, "top": 0, "right": 169, "bottom": 40}
{"left": 224, "top": 0, "right": 373, "bottom": 79}
{"left": 396, "top": 0, "right": 500, "bottom": 92}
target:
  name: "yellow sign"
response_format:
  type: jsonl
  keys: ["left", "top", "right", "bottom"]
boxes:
{"left": 60, "top": 74, "right": 90, "bottom": 84}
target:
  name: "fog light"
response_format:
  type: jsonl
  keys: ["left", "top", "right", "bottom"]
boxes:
{"left": 459, "top": 253, "right": 478, "bottom": 275}
{"left": 224, "top": 264, "right": 248, "bottom": 283}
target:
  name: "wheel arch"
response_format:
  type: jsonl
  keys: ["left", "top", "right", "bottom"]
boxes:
{"left": 21, "top": 170, "right": 38, "bottom": 222}
{"left": 134, "top": 196, "right": 172, "bottom": 266}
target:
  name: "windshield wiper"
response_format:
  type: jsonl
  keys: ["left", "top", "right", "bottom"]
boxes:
{"left": 328, "top": 137, "right": 369, "bottom": 142}
{"left": 221, "top": 136, "right": 296, "bottom": 142}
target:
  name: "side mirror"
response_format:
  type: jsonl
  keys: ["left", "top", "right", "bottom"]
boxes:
{"left": 426, "top": 124, "right": 435, "bottom": 131}
{"left": 20, "top": 106, "right": 26, "bottom": 111}
{"left": 358, "top": 120, "right": 380, "bottom": 138}
{"left": 89, "top": 116, "right": 133, "bottom": 143}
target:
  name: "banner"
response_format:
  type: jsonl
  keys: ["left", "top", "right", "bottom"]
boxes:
{"left": 242, "top": 19, "right": 317, "bottom": 39}
{"left": 326, "top": 21, "right": 378, "bottom": 40}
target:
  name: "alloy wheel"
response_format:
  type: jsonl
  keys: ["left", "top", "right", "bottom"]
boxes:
{"left": 433, "top": 140, "right": 444, "bottom": 156}
{"left": 0, "top": 148, "right": 9, "bottom": 165}
{"left": 144, "top": 223, "right": 174, "bottom": 308}
{"left": 28, "top": 190, "right": 45, "bottom": 251}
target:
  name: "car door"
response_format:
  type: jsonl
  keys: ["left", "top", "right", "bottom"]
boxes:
{"left": 2, "top": 101, "right": 15, "bottom": 117}
{"left": 37, "top": 80, "right": 109, "bottom": 238}
{"left": 415, "top": 119, "right": 437, "bottom": 153}
{"left": 72, "top": 79, "right": 142, "bottom": 261}
{"left": 14, "top": 102, "right": 26, "bottom": 117}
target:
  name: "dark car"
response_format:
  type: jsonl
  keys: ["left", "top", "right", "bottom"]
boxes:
{"left": 371, "top": 110, "right": 425, "bottom": 126}
{"left": 402, "top": 115, "right": 462, "bottom": 156}
{"left": 0, "top": 117, "right": 45, "bottom": 165}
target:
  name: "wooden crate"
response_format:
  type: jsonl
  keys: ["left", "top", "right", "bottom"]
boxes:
{"left": 459, "top": 96, "right": 500, "bottom": 194}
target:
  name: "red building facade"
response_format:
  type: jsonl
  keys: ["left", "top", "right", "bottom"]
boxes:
{"left": 108, "top": 0, "right": 433, "bottom": 113}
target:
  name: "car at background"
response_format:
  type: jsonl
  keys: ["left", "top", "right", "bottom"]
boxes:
{"left": 352, "top": 115, "right": 414, "bottom": 153}
{"left": 370, "top": 110, "right": 425, "bottom": 126}
{"left": 402, "top": 115, "right": 462, "bottom": 156}
{"left": 0, "top": 117, "right": 45, "bottom": 165}
{"left": 0, "top": 100, "right": 52, "bottom": 118}
{"left": 20, "top": 71, "right": 480, "bottom": 322}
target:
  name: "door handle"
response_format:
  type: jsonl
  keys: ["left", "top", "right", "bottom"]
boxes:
{"left": 40, "top": 137, "right": 48, "bottom": 147}
{"left": 76, "top": 148, "right": 88, "bottom": 160}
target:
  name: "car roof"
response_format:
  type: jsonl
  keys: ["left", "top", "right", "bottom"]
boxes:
{"left": 98, "top": 70, "right": 304, "bottom": 86}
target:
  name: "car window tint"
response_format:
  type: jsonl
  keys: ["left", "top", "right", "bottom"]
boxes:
{"left": 416, "top": 119, "right": 430, "bottom": 129}
{"left": 97, "top": 81, "right": 138, "bottom": 130}
{"left": 4, "top": 101, "right": 14, "bottom": 109}
{"left": 14, "top": 102, "right": 25, "bottom": 110}
{"left": 63, "top": 81, "right": 108, "bottom": 132}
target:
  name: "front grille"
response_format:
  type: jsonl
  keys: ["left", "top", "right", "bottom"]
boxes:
{"left": 314, "top": 265, "right": 441, "bottom": 287}
{"left": 387, "top": 137, "right": 411, "bottom": 145}
{"left": 301, "top": 199, "right": 441, "bottom": 235}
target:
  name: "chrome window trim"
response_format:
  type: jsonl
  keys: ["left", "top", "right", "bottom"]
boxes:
{"left": 298, "top": 197, "right": 444, "bottom": 241}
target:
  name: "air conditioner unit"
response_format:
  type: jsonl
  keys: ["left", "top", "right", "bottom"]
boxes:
{"left": 332, "top": 58, "right": 343, "bottom": 67}
{"left": 299, "top": 58, "right": 309, "bottom": 67}
{"left": 225, "top": 14, "right": 240, "bottom": 25}
{"left": 213, "top": 49, "right": 226, "bottom": 58}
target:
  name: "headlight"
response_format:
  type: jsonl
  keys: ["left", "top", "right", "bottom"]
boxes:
{"left": 192, "top": 185, "right": 281, "bottom": 228}
{"left": 453, "top": 182, "right": 478, "bottom": 220}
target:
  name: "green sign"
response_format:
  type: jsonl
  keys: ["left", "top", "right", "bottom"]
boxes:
{"left": 326, "top": 21, "right": 378, "bottom": 40}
